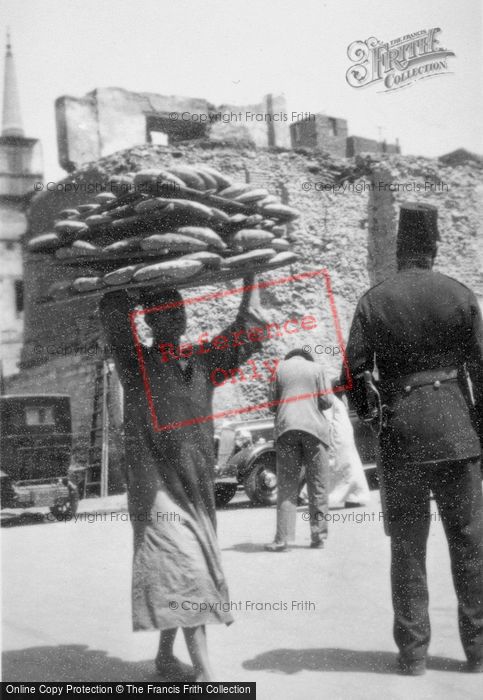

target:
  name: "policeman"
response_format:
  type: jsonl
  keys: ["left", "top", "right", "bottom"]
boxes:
{"left": 343, "top": 202, "right": 483, "bottom": 675}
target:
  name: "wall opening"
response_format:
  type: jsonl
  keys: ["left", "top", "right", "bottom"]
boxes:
{"left": 149, "top": 130, "right": 169, "bottom": 146}
{"left": 328, "top": 118, "right": 338, "bottom": 136}
{"left": 145, "top": 114, "right": 207, "bottom": 144}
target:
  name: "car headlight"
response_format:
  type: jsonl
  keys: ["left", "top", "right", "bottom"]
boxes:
{"left": 235, "top": 430, "right": 252, "bottom": 449}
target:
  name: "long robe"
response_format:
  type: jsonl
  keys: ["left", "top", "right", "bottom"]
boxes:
{"left": 326, "top": 396, "right": 370, "bottom": 507}
{"left": 100, "top": 291, "right": 261, "bottom": 631}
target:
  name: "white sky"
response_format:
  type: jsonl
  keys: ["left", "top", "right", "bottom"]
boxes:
{"left": 1, "top": 0, "right": 482, "bottom": 181}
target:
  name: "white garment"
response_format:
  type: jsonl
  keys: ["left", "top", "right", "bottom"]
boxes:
{"left": 325, "top": 395, "right": 371, "bottom": 507}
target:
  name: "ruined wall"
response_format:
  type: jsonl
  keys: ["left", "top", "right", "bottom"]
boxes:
{"left": 56, "top": 88, "right": 289, "bottom": 170}
{"left": 346, "top": 136, "right": 380, "bottom": 158}
{"left": 345, "top": 136, "right": 401, "bottom": 158}
{"left": 20, "top": 142, "right": 372, "bottom": 372}
{"left": 291, "top": 118, "right": 400, "bottom": 159}
{"left": 382, "top": 142, "right": 400, "bottom": 156}
{"left": 366, "top": 155, "right": 483, "bottom": 291}
{"left": 8, "top": 143, "right": 483, "bottom": 471}
{"left": 290, "top": 115, "right": 348, "bottom": 158}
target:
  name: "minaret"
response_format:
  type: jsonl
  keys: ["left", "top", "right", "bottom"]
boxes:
{"left": 0, "top": 31, "right": 43, "bottom": 198}
{"left": 0, "top": 31, "right": 43, "bottom": 377}
{"left": 2, "top": 30, "right": 23, "bottom": 137}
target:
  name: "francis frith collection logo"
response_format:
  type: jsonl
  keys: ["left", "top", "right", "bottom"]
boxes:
{"left": 346, "top": 28, "right": 455, "bottom": 91}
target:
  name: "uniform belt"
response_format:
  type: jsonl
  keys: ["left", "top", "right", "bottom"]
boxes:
{"left": 381, "top": 366, "right": 460, "bottom": 396}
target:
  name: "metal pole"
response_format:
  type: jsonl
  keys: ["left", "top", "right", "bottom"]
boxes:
{"left": 100, "top": 360, "right": 109, "bottom": 498}
{"left": 0, "top": 358, "right": 5, "bottom": 396}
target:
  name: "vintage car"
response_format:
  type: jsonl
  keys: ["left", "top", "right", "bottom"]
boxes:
{"left": 213, "top": 406, "right": 377, "bottom": 507}
{"left": 0, "top": 394, "right": 81, "bottom": 519}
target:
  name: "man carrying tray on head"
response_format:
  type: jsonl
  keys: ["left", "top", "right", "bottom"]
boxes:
{"left": 99, "top": 275, "right": 267, "bottom": 682}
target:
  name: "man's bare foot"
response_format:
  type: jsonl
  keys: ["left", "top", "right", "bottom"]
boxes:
{"left": 154, "top": 655, "right": 196, "bottom": 680}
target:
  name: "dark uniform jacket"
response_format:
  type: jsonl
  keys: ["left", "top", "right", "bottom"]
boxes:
{"left": 343, "top": 267, "right": 483, "bottom": 466}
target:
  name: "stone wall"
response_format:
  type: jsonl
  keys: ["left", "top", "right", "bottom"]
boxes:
{"left": 56, "top": 88, "right": 289, "bottom": 171}
{"left": 346, "top": 136, "right": 378, "bottom": 158}
{"left": 290, "top": 115, "right": 348, "bottom": 158}
{"left": 291, "top": 119, "right": 400, "bottom": 159}
{"left": 7, "top": 143, "right": 482, "bottom": 479}
{"left": 345, "top": 136, "right": 401, "bottom": 158}
{"left": 365, "top": 155, "right": 483, "bottom": 291}
{"left": 0, "top": 236, "right": 23, "bottom": 376}
{"left": 20, "top": 142, "right": 373, "bottom": 376}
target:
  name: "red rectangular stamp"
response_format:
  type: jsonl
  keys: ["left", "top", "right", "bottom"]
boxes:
{"left": 128, "top": 268, "right": 351, "bottom": 431}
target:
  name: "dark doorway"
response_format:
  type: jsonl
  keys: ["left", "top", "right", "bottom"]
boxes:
{"left": 145, "top": 113, "right": 207, "bottom": 145}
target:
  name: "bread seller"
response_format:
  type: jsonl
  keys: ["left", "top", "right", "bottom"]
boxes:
{"left": 342, "top": 202, "right": 483, "bottom": 676}
{"left": 99, "top": 275, "right": 267, "bottom": 681}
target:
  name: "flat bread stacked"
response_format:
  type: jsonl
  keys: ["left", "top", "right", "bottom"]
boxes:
{"left": 28, "top": 165, "right": 300, "bottom": 298}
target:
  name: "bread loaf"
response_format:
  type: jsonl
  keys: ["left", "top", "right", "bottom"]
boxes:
{"left": 28, "top": 233, "right": 63, "bottom": 253}
{"left": 182, "top": 251, "right": 223, "bottom": 269}
{"left": 55, "top": 240, "right": 100, "bottom": 259}
{"left": 176, "top": 226, "right": 226, "bottom": 251}
{"left": 167, "top": 165, "right": 206, "bottom": 191}
{"left": 73, "top": 277, "right": 105, "bottom": 292}
{"left": 133, "top": 258, "right": 203, "bottom": 283}
{"left": 221, "top": 249, "right": 276, "bottom": 268}
{"left": 103, "top": 238, "right": 143, "bottom": 254}
{"left": 234, "top": 189, "right": 269, "bottom": 203}
{"left": 141, "top": 233, "right": 207, "bottom": 253}
{"left": 258, "top": 203, "right": 300, "bottom": 221}
{"left": 103, "top": 265, "right": 139, "bottom": 286}
{"left": 219, "top": 183, "right": 254, "bottom": 199}
{"left": 196, "top": 165, "right": 232, "bottom": 190}
{"left": 271, "top": 238, "right": 290, "bottom": 251}
{"left": 231, "top": 229, "right": 275, "bottom": 251}
{"left": 193, "top": 169, "right": 218, "bottom": 191}
{"left": 95, "top": 192, "right": 118, "bottom": 205}
{"left": 54, "top": 219, "right": 89, "bottom": 243}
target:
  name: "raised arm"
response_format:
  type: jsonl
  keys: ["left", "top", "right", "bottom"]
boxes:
{"left": 236, "top": 274, "right": 269, "bottom": 325}
{"left": 204, "top": 275, "right": 267, "bottom": 375}
{"left": 99, "top": 290, "right": 141, "bottom": 379}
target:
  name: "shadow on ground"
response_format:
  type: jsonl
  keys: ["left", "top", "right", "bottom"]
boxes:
{"left": 3, "top": 644, "right": 467, "bottom": 681}
{"left": 223, "top": 542, "right": 312, "bottom": 553}
{"left": 0, "top": 512, "right": 49, "bottom": 528}
{"left": 242, "top": 648, "right": 465, "bottom": 674}
{"left": 2, "top": 644, "right": 174, "bottom": 682}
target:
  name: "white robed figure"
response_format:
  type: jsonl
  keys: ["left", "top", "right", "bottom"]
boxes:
{"left": 299, "top": 394, "right": 370, "bottom": 508}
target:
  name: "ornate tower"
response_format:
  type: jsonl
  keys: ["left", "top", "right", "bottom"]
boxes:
{"left": 0, "top": 31, "right": 43, "bottom": 377}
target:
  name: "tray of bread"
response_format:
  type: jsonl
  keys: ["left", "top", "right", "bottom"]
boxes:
{"left": 28, "top": 165, "right": 300, "bottom": 301}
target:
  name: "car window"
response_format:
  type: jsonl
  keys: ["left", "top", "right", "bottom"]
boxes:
{"left": 25, "top": 405, "right": 56, "bottom": 426}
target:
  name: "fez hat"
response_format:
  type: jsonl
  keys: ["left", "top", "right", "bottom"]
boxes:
{"left": 396, "top": 202, "right": 439, "bottom": 256}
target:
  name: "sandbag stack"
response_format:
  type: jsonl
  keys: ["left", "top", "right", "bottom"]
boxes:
{"left": 28, "top": 165, "right": 300, "bottom": 299}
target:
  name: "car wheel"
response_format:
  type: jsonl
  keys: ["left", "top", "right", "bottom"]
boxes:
{"left": 244, "top": 453, "right": 278, "bottom": 506}
{"left": 214, "top": 483, "right": 238, "bottom": 508}
{"left": 49, "top": 483, "right": 80, "bottom": 521}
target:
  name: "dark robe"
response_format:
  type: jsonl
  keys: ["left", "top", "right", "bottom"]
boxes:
{"left": 100, "top": 291, "right": 261, "bottom": 630}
